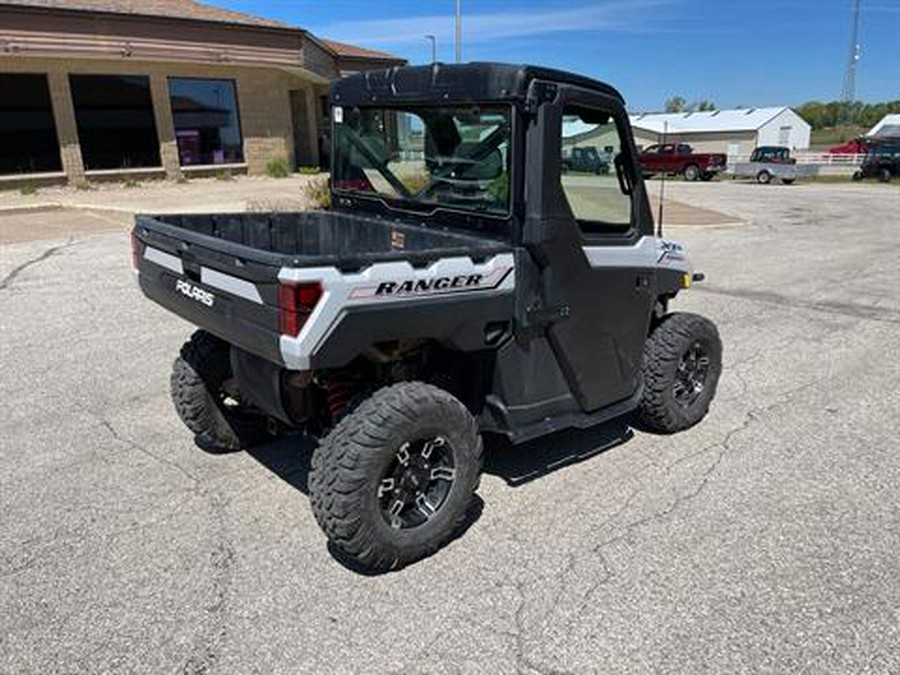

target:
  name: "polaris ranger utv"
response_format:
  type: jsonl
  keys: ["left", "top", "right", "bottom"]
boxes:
{"left": 133, "top": 63, "right": 722, "bottom": 571}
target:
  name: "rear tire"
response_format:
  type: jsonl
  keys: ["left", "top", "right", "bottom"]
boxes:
{"left": 757, "top": 170, "right": 772, "bottom": 184}
{"left": 852, "top": 170, "right": 864, "bottom": 181}
{"left": 781, "top": 178, "right": 795, "bottom": 185}
{"left": 683, "top": 164, "right": 700, "bottom": 181}
{"left": 309, "top": 382, "right": 482, "bottom": 572}
{"left": 637, "top": 313, "right": 722, "bottom": 434}
{"left": 170, "top": 330, "right": 269, "bottom": 451}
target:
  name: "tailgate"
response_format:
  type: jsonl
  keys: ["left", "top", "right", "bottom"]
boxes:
{"left": 132, "top": 221, "right": 284, "bottom": 365}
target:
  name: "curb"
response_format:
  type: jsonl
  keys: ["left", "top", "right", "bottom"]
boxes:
{"left": 0, "top": 203, "right": 64, "bottom": 216}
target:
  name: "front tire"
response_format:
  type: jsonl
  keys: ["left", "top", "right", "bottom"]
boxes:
{"left": 637, "top": 313, "right": 723, "bottom": 434}
{"left": 309, "top": 382, "right": 482, "bottom": 572}
{"left": 170, "top": 330, "right": 268, "bottom": 451}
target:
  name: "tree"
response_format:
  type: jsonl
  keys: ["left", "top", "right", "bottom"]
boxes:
{"left": 664, "top": 96, "right": 716, "bottom": 113}
{"left": 796, "top": 99, "right": 900, "bottom": 130}
{"left": 664, "top": 96, "right": 686, "bottom": 113}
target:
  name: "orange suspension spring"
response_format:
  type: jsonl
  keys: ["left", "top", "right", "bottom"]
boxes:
{"left": 325, "top": 376, "right": 358, "bottom": 420}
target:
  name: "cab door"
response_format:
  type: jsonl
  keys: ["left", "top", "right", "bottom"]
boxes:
{"left": 521, "top": 81, "right": 657, "bottom": 412}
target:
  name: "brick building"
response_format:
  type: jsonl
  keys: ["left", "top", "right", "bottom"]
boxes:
{"left": 0, "top": 0, "right": 404, "bottom": 185}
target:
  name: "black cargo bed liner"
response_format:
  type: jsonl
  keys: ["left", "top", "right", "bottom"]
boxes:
{"left": 135, "top": 210, "right": 511, "bottom": 270}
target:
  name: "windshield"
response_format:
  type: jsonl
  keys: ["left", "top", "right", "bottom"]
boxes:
{"left": 332, "top": 105, "right": 511, "bottom": 216}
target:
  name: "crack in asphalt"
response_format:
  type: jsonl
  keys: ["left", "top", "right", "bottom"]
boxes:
{"left": 0, "top": 238, "right": 78, "bottom": 291}
{"left": 694, "top": 284, "right": 900, "bottom": 325}
{"left": 511, "top": 577, "right": 576, "bottom": 675}
{"left": 68, "top": 408, "right": 236, "bottom": 673}
{"left": 91, "top": 413, "right": 199, "bottom": 488}
{"left": 565, "top": 377, "right": 826, "bottom": 618}
{"left": 481, "top": 375, "right": 829, "bottom": 665}
{"left": 180, "top": 491, "right": 236, "bottom": 675}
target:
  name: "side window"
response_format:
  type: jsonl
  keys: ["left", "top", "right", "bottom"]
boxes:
{"left": 560, "top": 105, "right": 633, "bottom": 235}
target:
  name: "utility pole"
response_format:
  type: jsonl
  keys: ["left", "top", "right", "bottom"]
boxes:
{"left": 840, "top": 0, "right": 862, "bottom": 125}
{"left": 425, "top": 34, "right": 436, "bottom": 63}
{"left": 455, "top": 0, "right": 462, "bottom": 63}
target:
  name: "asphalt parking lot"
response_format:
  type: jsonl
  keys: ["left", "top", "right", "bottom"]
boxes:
{"left": 2, "top": 181, "right": 899, "bottom": 673}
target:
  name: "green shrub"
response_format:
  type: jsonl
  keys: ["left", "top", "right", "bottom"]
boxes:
{"left": 303, "top": 176, "right": 330, "bottom": 209}
{"left": 215, "top": 169, "right": 234, "bottom": 181}
{"left": 297, "top": 165, "right": 321, "bottom": 175}
{"left": 74, "top": 180, "right": 93, "bottom": 191}
{"left": 123, "top": 179, "right": 142, "bottom": 189}
{"left": 19, "top": 184, "right": 38, "bottom": 196}
{"left": 265, "top": 157, "right": 291, "bottom": 178}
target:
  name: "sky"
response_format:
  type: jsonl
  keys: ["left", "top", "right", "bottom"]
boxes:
{"left": 213, "top": 0, "right": 899, "bottom": 111}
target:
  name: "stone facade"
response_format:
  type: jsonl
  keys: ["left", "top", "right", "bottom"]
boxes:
{"left": 0, "top": 55, "right": 330, "bottom": 183}
{"left": 0, "top": 1, "right": 404, "bottom": 185}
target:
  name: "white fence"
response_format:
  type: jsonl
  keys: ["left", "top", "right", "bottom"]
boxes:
{"left": 727, "top": 152, "right": 865, "bottom": 168}
{"left": 792, "top": 152, "right": 865, "bottom": 166}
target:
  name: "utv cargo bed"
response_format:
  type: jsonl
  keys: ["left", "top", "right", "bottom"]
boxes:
{"left": 134, "top": 211, "right": 511, "bottom": 270}
{"left": 133, "top": 210, "right": 515, "bottom": 369}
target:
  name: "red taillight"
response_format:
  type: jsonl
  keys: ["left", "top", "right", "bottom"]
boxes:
{"left": 278, "top": 282, "right": 323, "bottom": 336}
{"left": 130, "top": 231, "right": 144, "bottom": 271}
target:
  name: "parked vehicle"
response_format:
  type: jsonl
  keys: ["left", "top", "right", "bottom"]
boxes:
{"left": 132, "top": 63, "right": 722, "bottom": 571}
{"left": 637, "top": 143, "right": 727, "bottom": 181}
{"left": 853, "top": 139, "right": 900, "bottom": 182}
{"left": 828, "top": 137, "right": 870, "bottom": 155}
{"left": 749, "top": 146, "right": 795, "bottom": 164}
{"left": 733, "top": 146, "right": 816, "bottom": 184}
{"left": 562, "top": 145, "right": 609, "bottom": 174}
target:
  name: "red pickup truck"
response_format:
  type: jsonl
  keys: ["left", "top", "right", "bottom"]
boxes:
{"left": 638, "top": 143, "right": 727, "bottom": 181}
{"left": 827, "top": 137, "right": 869, "bottom": 155}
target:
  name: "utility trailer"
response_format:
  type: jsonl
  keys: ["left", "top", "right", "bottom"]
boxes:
{"left": 732, "top": 146, "right": 817, "bottom": 184}
{"left": 732, "top": 161, "right": 817, "bottom": 184}
{"left": 133, "top": 63, "right": 723, "bottom": 571}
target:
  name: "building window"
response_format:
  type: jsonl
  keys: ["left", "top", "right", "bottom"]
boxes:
{"left": 69, "top": 75, "right": 161, "bottom": 170}
{"left": 168, "top": 78, "right": 244, "bottom": 166}
{"left": 0, "top": 74, "right": 62, "bottom": 175}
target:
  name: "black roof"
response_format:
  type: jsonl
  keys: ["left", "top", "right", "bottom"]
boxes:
{"left": 331, "top": 62, "right": 624, "bottom": 106}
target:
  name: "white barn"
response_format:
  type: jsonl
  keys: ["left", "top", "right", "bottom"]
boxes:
{"left": 868, "top": 114, "right": 900, "bottom": 138}
{"left": 628, "top": 107, "right": 811, "bottom": 159}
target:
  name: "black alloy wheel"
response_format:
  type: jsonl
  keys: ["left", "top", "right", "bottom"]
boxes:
{"left": 673, "top": 341, "right": 711, "bottom": 408}
{"left": 378, "top": 435, "right": 456, "bottom": 530}
{"left": 309, "top": 381, "right": 482, "bottom": 572}
{"left": 636, "top": 312, "right": 723, "bottom": 434}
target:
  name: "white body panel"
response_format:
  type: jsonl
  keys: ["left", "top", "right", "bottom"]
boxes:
{"left": 277, "top": 254, "right": 516, "bottom": 370}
